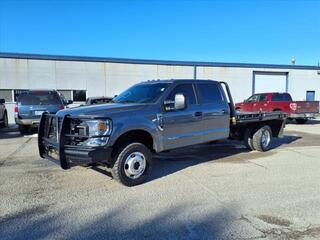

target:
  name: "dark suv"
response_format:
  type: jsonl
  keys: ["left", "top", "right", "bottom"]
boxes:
{"left": 0, "top": 98, "right": 8, "bottom": 128}
{"left": 15, "top": 90, "right": 72, "bottom": 134}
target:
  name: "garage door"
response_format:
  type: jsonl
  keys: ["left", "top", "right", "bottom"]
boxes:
{"left": 253, "top": 72, "right": 287, "bottom": 94}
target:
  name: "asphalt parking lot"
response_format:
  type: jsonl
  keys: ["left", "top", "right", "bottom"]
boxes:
{"left": 1, "top": 121, "right": 320, "bottom": 240}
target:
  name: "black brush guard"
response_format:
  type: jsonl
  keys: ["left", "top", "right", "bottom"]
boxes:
{"left": 38, "top": 112, "right": 112, "bottom": 169}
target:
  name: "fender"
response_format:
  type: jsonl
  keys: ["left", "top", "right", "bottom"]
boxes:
{"left": 108, "top": 115, "right": 163, "bottom": 152}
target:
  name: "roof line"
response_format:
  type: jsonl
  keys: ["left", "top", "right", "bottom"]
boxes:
{"left": 0, "top": 52, "right": 319, "bottom": 70}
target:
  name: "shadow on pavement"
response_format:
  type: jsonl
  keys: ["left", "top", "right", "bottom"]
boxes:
{"left": 149, "top": 135, "right": 300, "bottom": 182}
{"left": 287, "top": 119, "right": 320, "bottom": 125}
{"left": 0, "top": 125, "right": 21, "bottom": 139}
{"left": 0, "top": 203, "right": 240, "bottom": 240}
{"left": 271, "top": 134, "right": 302, "bottom": 148}
{"left": 0, "top": 124, "right": 38, "bottom": 139}
{"left": 91, "top": 134, "right": 301, "bottom": 183}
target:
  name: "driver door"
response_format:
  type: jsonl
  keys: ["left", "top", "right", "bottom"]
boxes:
{"left": 244, "top": 94, "right": 259, "bottom": 112}
{"left": 161, "top": 83, "right": 204, "bottom": 150}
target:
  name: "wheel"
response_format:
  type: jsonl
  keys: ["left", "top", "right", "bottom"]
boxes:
{"left": 111, "top": 143, "right": 152, "bottom": 186}
{"left": 243, "top": 128, "right": 254, "bottom": 150}
{"left": 18, "top": 125, "right": 30, "bottom": 135}
{"left": 0, "top": 112, "right": 8, "bottom": 128}
{"left": 295, "top": 118, "right": 308, "bottom": 124}
{"left": 252, "top": 125, "right": 272, "bottom": 152}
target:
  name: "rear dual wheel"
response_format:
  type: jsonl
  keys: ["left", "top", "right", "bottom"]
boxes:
{"left": 252, "top": 126, "right": 272, "bottom": 152}
{"left": 243, "top": 125, "right": 272, "bottom": 152}
{"left": 243, "top": 128, "right": 254, "bottom": 150}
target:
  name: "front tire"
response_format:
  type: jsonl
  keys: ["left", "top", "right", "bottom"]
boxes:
{"left": 111, "top": 143, "right": 152, "bottom": 186}
{"left": 252, "top": 125, "right": 272, "bottom": 152}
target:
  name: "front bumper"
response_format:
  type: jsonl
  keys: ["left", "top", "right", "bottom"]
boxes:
{"left": 38, "top": 113, "right": 112, "bottom": 169}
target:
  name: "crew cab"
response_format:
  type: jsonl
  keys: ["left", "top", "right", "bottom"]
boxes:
{"left": 235, "top": 92, "right": 319, "bottom": 124}
{"left": 38, "top": 80, "right": 286, "bottom": 186}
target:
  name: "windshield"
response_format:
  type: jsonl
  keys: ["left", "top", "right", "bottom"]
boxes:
{"left": 113, "top": 83, "right": 170, "bottom": 104}
{"left": 18, "top": 91, "right": 62, "bottom": 105}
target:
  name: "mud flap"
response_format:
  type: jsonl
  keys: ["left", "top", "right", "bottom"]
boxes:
{"left": 278, "top": 120, "right": 286, "bottom": 138}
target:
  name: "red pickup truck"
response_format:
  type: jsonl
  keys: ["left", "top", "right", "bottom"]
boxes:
{"left": 235, "top": 92, "right": 319, "bottom": 124}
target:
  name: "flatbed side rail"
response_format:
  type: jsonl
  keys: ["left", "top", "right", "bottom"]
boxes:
{"left": 235, "top": 111, "right": 287, "bottom": 124}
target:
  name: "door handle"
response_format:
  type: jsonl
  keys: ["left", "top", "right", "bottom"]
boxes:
{"left": 194, "top": 112, "right": 203, "bottom": 117}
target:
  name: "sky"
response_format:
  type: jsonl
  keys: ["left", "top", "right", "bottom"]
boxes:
{"left": 0, "top": 0, "right": 319, "bottom": 65}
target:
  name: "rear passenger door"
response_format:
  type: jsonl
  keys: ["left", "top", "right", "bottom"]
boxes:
{"left": 196, "top": 82, "right": 230, "bottom": 142}
{"left": 255, "top": 94, "right": 268, "bottom": 112}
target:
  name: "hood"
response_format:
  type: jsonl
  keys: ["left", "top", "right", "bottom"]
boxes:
{"left": 235, "top": 102, "right": 244, "bottom": 106}
{"left": 56, "top": 103, "right": 148, "bottom": 118}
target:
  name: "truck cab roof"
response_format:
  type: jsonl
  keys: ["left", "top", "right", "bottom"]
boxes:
{"left": 140, "top": 79, "right": 219, "bottom": 84}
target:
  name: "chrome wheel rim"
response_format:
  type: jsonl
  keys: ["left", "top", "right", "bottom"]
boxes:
{"left": 261, "top": 130, "right": 271, "bottom": 148}
{"left": 124, "top": 152, "right": 146, "bottom": 179}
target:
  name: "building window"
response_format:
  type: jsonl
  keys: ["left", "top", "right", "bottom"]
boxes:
{"left": 58, "top": 90, "right": 72, "bottom": 101}
{"left": 0, "top": 90, "right": 13, "bottom": 102}
{"left": 14, "top": 89, "right": 29, "bottom": 101}
{"left": 306, "top": 91, "right": 315, "bottom": 101}
{"left": 73, "top": 90, "right": 86, "bottom": 102}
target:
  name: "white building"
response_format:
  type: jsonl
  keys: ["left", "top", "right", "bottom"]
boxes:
{"left": 1, "top": 53, "right": 320, "bottom": 123}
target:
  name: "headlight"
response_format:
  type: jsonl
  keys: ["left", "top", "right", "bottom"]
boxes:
{"left": 81, "top": 119, "right": 112, "bottom": 146}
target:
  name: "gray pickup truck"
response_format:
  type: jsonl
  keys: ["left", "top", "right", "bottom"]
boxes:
{"left": 38, "top": 80, "right": 286, "bottom": 186}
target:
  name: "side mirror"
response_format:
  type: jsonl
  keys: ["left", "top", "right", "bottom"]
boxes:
{"left": 174, "top": 93, "right": 186, "bottom": 110}
{"left": 66, "top": 100, "right": 73, "bottom": 105}
{"left": 0, "top": 99, "right": 5, "bottom": 104}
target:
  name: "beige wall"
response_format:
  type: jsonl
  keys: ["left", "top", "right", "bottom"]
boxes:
{"left": 105, "top": 63, "right": 194, "bottom": 96}
{"left": 197, "top": 66, "right": 320, "bottom": 102}
{"left": 288, "top": 69, "right": 320, "bottom": 100}
{"left": 0, "top": 58, "right": 194, "bottom": 97}
{"left": 1, "top": 57, "right": 319, "bottom": 123}
{"left": 197, "top": 66, "right": 253, "bottom": 103}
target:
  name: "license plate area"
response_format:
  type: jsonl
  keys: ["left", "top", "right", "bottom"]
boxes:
{"left": 35, "top": 110, "right": 45, "bottom": 116}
